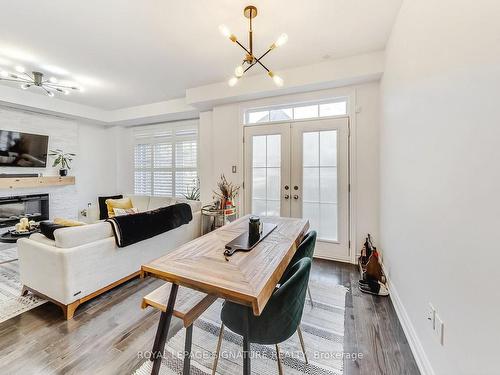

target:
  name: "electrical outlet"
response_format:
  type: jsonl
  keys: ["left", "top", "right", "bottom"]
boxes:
{"left": 435, "top": 313, "right": 444, "bottom": 345}
{"left": 427, "top": 303, "right": 436, "bottom": 329}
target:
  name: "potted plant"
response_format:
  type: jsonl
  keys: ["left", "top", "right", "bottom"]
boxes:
{"left": 183, "top": 178, "right": 201, "bottom": 201}
{"left": 49, "top": 149, "right": 76, "bottom": 176}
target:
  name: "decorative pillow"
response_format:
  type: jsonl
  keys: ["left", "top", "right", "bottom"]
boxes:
{"left": 98, "top": 194, "right": 123, "bottom": 220}
{"left": 40, "top": 221, "right": 67, "bottom": 240}
{"left": 106, "top": 197, "right": 133, "bottom": 218}
{"left": 113, "top": 207, "right": 139, "bottom": 216}
{"left": 54, "top": 218, "right": 86, "bottom": 226}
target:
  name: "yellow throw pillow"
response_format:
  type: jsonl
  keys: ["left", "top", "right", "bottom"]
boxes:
{"left": 54, "top": 218, "right": 86, "bottom": 226}
{"left": 106, "top": 197, "right": 133, "bottom": 218}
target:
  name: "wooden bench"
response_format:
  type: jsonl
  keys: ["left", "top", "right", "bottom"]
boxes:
{"left": 142, "top": 283, "right": 217, "bottom": 374}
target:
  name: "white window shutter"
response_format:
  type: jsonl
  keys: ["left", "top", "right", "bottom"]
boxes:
{"left": 133, "top": 120, "right": 198, "bottom": 198}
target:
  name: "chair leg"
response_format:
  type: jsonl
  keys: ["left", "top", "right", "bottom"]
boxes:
{"left": 307, "top": 286, "right": 314, "bottom": 307}
{"left": 275, "top": 344, "right": 284, "bottom": 375}
{"left": 297, "top": 326, "right": 308, "bottom": 364}
{"left": 211, "top": 323, "right": 225, "bottom": 375}
{"left": 183, "top": 324, "right": 193, "bottom": 375}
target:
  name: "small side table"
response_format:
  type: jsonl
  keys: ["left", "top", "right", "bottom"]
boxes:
{"left": 201, "top": 205, "right": 239, "bottom": 234}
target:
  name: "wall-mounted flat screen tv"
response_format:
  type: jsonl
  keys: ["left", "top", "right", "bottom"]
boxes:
{"left": 0, "top": 130, "right": 49, "bottom": 167}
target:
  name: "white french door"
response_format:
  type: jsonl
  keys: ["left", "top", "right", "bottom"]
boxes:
{"left": 244, "top": 117, "right": 350, "bottom": 261}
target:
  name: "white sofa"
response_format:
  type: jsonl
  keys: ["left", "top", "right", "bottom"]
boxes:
{"left": 17, "top": 195, "right": 202, "bottom": 319}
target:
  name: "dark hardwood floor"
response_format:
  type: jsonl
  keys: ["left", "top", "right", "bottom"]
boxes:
{"left": 0, "top": 259, "right": 419, "bottom": 375}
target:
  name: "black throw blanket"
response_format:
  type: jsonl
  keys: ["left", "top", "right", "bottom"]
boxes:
{"left": 106, "top": 203, "right": 192, "bottom": 247}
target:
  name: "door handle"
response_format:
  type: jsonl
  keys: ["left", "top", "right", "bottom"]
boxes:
{"left": 293, "top": 195, "right": 299, "bottom": 200}
{"left": 284, "top": 194, "right": 290, "bottom": 199}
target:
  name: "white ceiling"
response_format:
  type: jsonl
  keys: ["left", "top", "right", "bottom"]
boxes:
{"left": 0, "top": 0, "right": 401, "bottom": 110}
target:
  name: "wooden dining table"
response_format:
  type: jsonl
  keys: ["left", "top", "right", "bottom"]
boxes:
{"left": 141, "top": 214, "right": 309, "bottom": 375}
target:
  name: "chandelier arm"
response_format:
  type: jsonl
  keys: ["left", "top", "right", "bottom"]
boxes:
{"left": 23, "top": 72, "right": 34, "bottom": 81}
{"left": 243, "top": 63, "right": 257, "bottom": 73}
{"left": 41, "top": 86, "right": 53, "bottom": 96}
{"left": 235, "top": 40, "right": 251, "bottom": 55}
{"left": 255, "top": 48, "right": 273, "bottom": 63}
{"left": 2, "top": 77, "right": 32, "bottom": 83}
{"left": 44, "top": 83, "right": 77, "bottom": 90}
{"left": 0, "top": 78, "right": 32, "bottom": 83}
{"left": 234, "top": 41, "right": 271, "bottom": 72}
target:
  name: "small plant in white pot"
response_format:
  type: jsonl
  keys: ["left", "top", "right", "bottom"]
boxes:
{"left": 49, "top": 149, "right": 76, "bottom": 176}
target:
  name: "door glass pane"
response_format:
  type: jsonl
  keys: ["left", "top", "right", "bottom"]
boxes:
{"left": 319, "top": 101, "right": 347, "bottom": 117}
{"left": 270, "top": 108, "right": 292, "bottom": 122}
{"left": 303, "top": 132, "right": 319, "bottom": 167}
{"left": 294, "top": 105, "right": 319, "bottom": 120}
{"left": 302, "top": 130, "right": 338, "bottom": 241}
{"left": 251, "top": 134, "right": 281, "bottom": 217}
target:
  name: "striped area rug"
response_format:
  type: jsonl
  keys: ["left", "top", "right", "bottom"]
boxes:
{"left": 134, "top": 283, "right": 347, "bottom": 375}
{"left": 0, "top": 247, "right": 46, "bottom": 323}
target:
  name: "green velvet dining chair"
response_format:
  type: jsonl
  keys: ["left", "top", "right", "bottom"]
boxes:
{"left": 283, "top": 230, "right": 317, "bottom": 307}
{"left": 212, "top": 258, "right": 312, "bottom": 375}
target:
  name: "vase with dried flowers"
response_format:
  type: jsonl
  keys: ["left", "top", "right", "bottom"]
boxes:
{"left": 213, "top": 174, "right": 240, "bottom": 213}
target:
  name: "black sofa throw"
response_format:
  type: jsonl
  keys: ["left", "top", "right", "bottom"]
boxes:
{"left": 106, "top": 203, "right": 192, "bottom": 247}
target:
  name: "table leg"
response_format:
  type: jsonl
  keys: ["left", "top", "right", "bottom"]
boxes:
{"left": 182, "top": 324, "right": 193, "bottom": 375}
{"left": 242, "top": 311, "right": 251, "bottom": 375}
{"left": 150, "top": 283, "right": 179, "bottom": 375}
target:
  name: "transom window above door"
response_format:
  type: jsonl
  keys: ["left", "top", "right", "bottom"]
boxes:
{"left": 244, "top": 97, "right": 348, "bottom": 125}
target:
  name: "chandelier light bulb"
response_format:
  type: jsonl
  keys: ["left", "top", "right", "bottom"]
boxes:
{"left": 49, "top": 77, "right": 58, "bottom": 83}
{"left": 234, "top": 65, "right": 244, "bottom": 78}
{"left": 275, "top": 33, "right": 288, "bottom": 47}
{"left": 273, "top": 75, "right": 284, "bottom": 87}
{"left": 21, "top": 83, "right": 30, "bottom": 90}
{"left": 15, "top": 66, "right": 25, "bottom": 73}
{"left": 228, "top": 76, "right": 239, "bottom": 87}
{"left": 219, "top": 24, "right": 231, "bottom": 38}
{"left": 0, "top": 71, "right": 8, "bottom": 78}
{"left": 268, "top": 71, "right": 284, "bottom": 87}
{"left": 47, "top": 91, "right": 54, "bottom": 97}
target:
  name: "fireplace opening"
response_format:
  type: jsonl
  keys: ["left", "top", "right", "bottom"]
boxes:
{"left": 0, "top": 194, "right": 49, "bottom": 228}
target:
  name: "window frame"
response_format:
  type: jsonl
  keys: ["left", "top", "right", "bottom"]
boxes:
{"left": 133, "top": 120, "right": 199, "bottom": 198}
{"left": 244, "top": 97, "right": 349, "bottom": 125}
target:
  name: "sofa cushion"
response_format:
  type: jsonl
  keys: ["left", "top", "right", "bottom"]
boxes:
{"left": 148, "top": 196, "right": 176, "bottom": 210}
{"left": 54, "top": 222, "right": 113, "bottom": 248}
{"left": 127, "top": 195, "right": 150, "bottom": 212}
{"left": 106, "top": 197, "right": 133, "bottom": 218}
{"left": 98, "top": 194, "right": 123, "bottom": 220}
{"left": 176, "top": 198, "right": 202, "bottom": 212}
{"left": 29, "top": 232, "right": 56, "bottom": 246}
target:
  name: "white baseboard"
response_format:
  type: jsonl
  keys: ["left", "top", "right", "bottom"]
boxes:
{"left": 381, "top": 263, "right": 436, "bottom": 375}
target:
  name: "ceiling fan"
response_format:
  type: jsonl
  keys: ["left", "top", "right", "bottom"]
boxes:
{"left": 219, "top": 5, "right": 288, "bottom": 87}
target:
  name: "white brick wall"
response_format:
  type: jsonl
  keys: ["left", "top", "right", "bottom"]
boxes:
{"left": 0, "top": 106, "right": 83, "bottom": 220}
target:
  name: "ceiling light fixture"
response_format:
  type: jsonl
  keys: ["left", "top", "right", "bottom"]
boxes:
{"left": 220, "top": 5, "right": 287, "bottom": 87}
{"left": 0, "top": 69, "right": 82, "bottom": 97}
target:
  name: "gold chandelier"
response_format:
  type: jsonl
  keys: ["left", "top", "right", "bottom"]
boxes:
{"left": 219, "top": 5, "right": 288, "bottom": 87}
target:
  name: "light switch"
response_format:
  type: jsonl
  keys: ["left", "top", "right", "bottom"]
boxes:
{"left": 232, "top": 165, "right": 237, "bottom": 173}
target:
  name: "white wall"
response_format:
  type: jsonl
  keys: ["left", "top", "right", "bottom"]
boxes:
{"left": 199, "top": 82, "right": 380, "bottom": 254}
{"left": 75, "top": 123, "right": 119, "bottom": 208}
{"left": 380, "top": 1, "right": 500, "bottom": 374}
{"left": 0, "top": 105, "right": 118, "bottom": 219}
